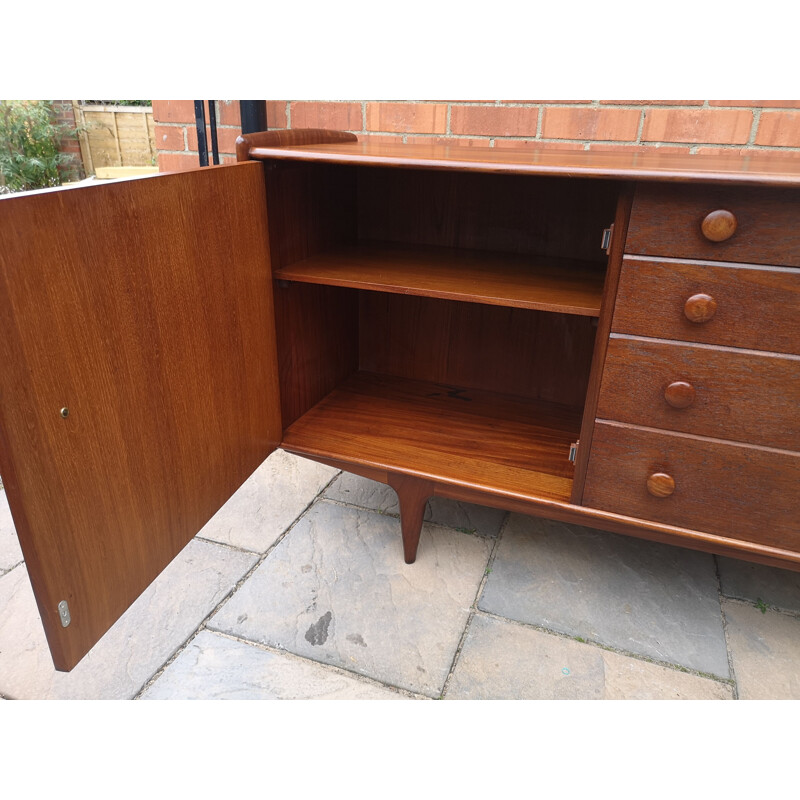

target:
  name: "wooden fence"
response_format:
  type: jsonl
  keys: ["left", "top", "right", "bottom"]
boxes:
{"left": 72, "top": 103, "right": 156, "bottom": 174}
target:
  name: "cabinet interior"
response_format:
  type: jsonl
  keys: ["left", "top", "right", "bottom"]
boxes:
{"left": 266, "top": 161, "right": 619, "bottom": 501}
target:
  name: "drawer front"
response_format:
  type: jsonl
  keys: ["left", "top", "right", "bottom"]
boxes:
{"left": 597, "top": 336, "right": 800, "bottom": 451}
{"left": 626, "top": 184, "right": 800, "bottom": 267}
{"left": 612, "top": 257, "right": 800, "bottom": 353}
{"left": 583, "top": 422, "right": 800, "bottom": 551}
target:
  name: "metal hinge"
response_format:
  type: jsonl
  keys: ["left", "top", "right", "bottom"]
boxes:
{"left": 58, "top": 600, "right": 71, "bottom": 628}
{"left": 568, "top": 440, "right": 579, "bottom": 463}
{"left": 601, "top": 225, "right": 614, "bottom": 254}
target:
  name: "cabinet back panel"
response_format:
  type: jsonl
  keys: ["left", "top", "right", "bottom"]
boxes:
{"left": 264, "top": 162, "right": 357, "bottom": 269}
{"left": 356, "top": 168, "right": 618, "bottom": 264}
{"left": 274, "top": 282, "right": 359, "bottom": 427}
{"left": 359, "top": 293, "right": 596, "bottom": 408}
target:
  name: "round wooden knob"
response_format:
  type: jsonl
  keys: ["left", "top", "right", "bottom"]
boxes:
{"left": 664, "top": 381, "right": 696, "bottom": 409}
{"left": 701, "top": 209, "right": 737, "bottom": 242}
{"left": 647, "top": 473, "right": 675, "bottom": 498}
{"left": 684, "top": 293, "right": 717, "bottom": 323}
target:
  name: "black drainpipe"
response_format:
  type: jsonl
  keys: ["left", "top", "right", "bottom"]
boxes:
{"left": 239, "top": 101, "right": 268, "bottom": 135}
{"left": 195, "top": 100, "right": 265, "bottom": 166}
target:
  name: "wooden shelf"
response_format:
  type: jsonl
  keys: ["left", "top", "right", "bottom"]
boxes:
{"left": 246, "top": 139, "right": 800, "bottom": 188}
{"left": 274, "top": 241, "right": 606, "bottom": 316}
{"left": 281, "top": 372, "right": 581, "bottom": 502}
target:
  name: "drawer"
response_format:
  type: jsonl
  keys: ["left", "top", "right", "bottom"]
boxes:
{"left": 596, "top": 336, "right": 800, "bottom": 451}
{"left": 626, "top": 184, "right": 800, "bottom": 267}
{"left": 612, "top": 257, "right": 800, "bottom": 353}
{"left": 582, "top": 422, "right": 800, "bottom": 551}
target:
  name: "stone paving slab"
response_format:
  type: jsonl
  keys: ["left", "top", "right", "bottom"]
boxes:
{"left": 723, "top": 599, "right": 800, "bottom": 699}
{"left": 717, "top": 557, "right": 800, "bottom": 614}
{"left": 142, "top": 630, "right": 409, "bottom": 699}
{"left": 197, "top": 450, "right": 339, "bottom": 553}
{"left": 0, "top": 491, "right": 24, "bottom": 574}
{"left": 324, "top": 472, "right": 507, "bottom": 537}
{"left": 480, "top": 515, "right": 729, "bottom": 678}
{"left": 446, "top": 613, "right": 733, "bottom": 700}
{"left": 209, "top": 499, "right": 491, "bottom": 697}
{"left": 0, "top": 539, "right": 257, "bottom": 699}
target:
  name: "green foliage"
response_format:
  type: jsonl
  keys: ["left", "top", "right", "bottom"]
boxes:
{"left": 0, "top": 100, "right": 78, "bottom": 194}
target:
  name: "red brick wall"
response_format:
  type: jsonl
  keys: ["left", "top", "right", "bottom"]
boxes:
{"left": 153, "top": 100, "right": 800, "bottom": 171}
{"left": 52, "top": 100, "right": 84, "bottom": 180}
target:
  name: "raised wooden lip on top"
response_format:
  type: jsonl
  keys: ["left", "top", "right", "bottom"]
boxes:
{"left": 244, "top": 139, "right": 800, "bottom": 187}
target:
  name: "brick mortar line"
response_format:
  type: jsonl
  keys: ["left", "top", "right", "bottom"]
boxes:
{"left": 162, "top": 133, "right": 800, "bottom": 152}
{"left": 153, "top": 121, "right": 248, "bottom": 129}
{"left": 416, "top": 137, "right": 800, "bottom": 151}
{"left": 748, "top": 108, "right": 762, "bottom": 146}
{"left": 439, "top": 513, "right": 509, "bottom": 699}
{"left": 133, "top": 468, "right": 342, "bottom": 699}
{"left": 472, "top": 607, "right": 737, "bottom": 690}
{"left": 635, "top": 110, "right": 646, "bottom": 144}
{"left": 357, "top": 102, "right": 796, "bottom": 110}
{"left": 154, "top": 124, "right": 800, "bottom": 153}
{"left": 158, "top": 103, "right": 800, "bottom": 130}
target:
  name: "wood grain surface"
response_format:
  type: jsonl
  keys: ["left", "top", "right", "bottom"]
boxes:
{"left": 387, "top": 473, "right": 435, "bottom": 564}
{"left": 236, "top": 128, "right": 358, "bottom": 162}
{"left": 583, "top": 421, "right": 800, "bottom": 551}
{"left": 358, "top": 293, "right": 596, "bottom": 408}
{"left": 570, "top": 186, "right": 635, "bottom": 503}
{"left": 627, "top": 184, "right": 800, "bottom": 266}
{"left": 281, "top": 372, "right": 580, "bottom": 501}
{"left": 612, "top": 257, "right": 800, "bottom": 353}
{"left": 597, "top": 336, "right": 800, "bottom": 450}
{"left": 245, "top": 139, "right": 800, "bottom": 187}
{"left": 275, "top": 241, "right": 605, "bottom": 315}
{"left": 356, "top": 168, "right": 617, "bottom": 265}
{"left": 264, "top": 161, "right": 356, "bottom": 271}
{"left": 0, "top": 163, "right": 281, "bottom": 670}
{"left": 273, "top": 281, "right": 358, "bottom": 427}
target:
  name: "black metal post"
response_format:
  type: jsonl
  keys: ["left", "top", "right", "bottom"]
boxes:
{"left": 208, "top": 101, "right": 220, "bottom": 165}
{"left": 194, "top": 101, "right": 209, "bottom": 167}
{"left": 239, "top": 101, "right": 268, "bottom": 134}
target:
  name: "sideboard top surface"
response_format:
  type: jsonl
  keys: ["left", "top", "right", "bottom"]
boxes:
{"left": 246, "top": 139, "right": 800, "bottom": 187}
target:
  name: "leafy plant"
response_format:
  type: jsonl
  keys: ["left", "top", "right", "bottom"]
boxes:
{"left": 0, "top": 100, "right": 78, "bottom": 194}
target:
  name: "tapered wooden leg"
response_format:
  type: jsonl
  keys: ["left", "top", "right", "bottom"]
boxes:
{"left": 388, "top": 473, "right": 435, "bottom": 564}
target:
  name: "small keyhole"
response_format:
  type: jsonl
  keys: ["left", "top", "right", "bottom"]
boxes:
{"left": 60, "top": 408, "right": 69, "bottom": 418}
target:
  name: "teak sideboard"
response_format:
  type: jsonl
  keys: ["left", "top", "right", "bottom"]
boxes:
{"left": 1, "top": 129, "right": 799, "bottom": 671}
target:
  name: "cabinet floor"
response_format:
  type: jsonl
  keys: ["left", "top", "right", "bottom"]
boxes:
{"left": 282, "top": 371, "right": 580, "bottom": 501}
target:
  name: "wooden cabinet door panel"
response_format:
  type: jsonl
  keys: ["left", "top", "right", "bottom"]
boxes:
{"left": 0, "top": 163, "right": 281, "bottom": 671}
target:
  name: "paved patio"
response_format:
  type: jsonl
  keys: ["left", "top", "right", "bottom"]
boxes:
{"left": 1, "top": 449, "right": 799, "bottom": 700}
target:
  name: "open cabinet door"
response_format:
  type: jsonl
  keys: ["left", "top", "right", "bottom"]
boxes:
{"left": 0, "top": 162, "right": 282, "bottom": 671}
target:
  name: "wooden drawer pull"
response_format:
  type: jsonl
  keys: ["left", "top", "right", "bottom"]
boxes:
{"left": 684, "top": 293, "right": 717, "bottom": 323}
{"left": 647, "top": 472, "right": 675, "bottom": 498}
{"left": 701, "top": 209, "right": 737, "bottom": 242}
{"left": 664, "top": 381, "right": 696, "bottom": 409}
